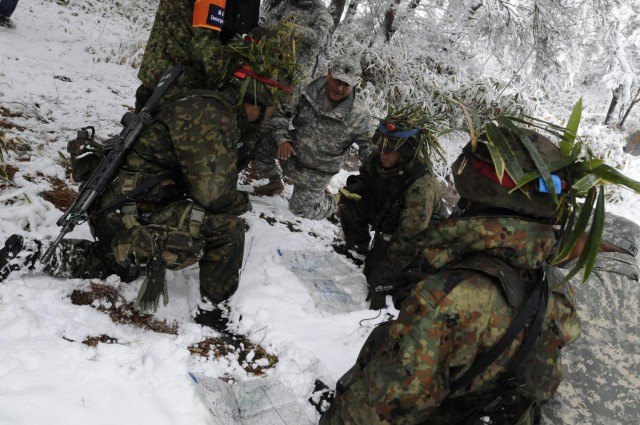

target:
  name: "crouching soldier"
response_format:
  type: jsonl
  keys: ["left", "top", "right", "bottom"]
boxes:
{"left": 321, "top": 124, "right": 587, "bottom": 424}
{"left": 543, "top": 212, "right": 640, "bottom": 423}
{"left": 0, "top": 30, "right": 298, "bottom": 324}
{"left": 337, "top": 105, "right": 443, "bottom": 309}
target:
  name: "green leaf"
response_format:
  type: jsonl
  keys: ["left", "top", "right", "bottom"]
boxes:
{"left": 590, "top": 164, "right": 640, "bottom": 193}
{"left": 571, "top": 173, "right": 601, "bottom": 193}
{"left": 497, "top": 117, "right": 556, "bottom": 202}
{"left": 579, "top": 189, "right": 605, "bottom": 281}
{"left": 553, "top": 187, "right": 596, "bottom": 263}
{"left": 560, "top": 98, "right": 582, "bottom": 156}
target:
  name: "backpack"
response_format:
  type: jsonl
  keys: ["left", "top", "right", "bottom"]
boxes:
{"left": 434, "top": 255, "right": 549, "bottom": 425}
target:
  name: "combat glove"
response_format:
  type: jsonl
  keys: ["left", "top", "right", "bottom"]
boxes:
{"left": 308, "top": 379, "right": 335, "bottom": 414}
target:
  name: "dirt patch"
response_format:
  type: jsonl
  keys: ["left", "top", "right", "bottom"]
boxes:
{"left": 70, "top": 282, "right": 178, "bottom": 335}
{"left": 83, "top": 334, "right": 118, "bottom": 347}
{"left": 188, "top": 335, "right": 278, "bottom": 377}
{"left": 259, "top": 213, "right": 301, "bottom": 233}
{"left": 40, "top": 177, "right": 76, "bottom": 211}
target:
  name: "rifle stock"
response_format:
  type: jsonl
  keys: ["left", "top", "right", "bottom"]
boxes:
{"left": 41, "top": 66, "right": 182, "bottom": 265}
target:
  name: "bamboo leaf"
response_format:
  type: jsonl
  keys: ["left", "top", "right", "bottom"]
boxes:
{"left": 560, "top": 98, "right": 582, "bottom": 156}
{"left": 590, "top": 164, "right": 640, "bottom": 193}
{"left": 449, "top": 98, "right": 478, "bottom": 150}
{"left": 579, "top": 189, "right": 605, "bottom": 281}
{"left": 553, "top": 187, "right": 596, "bottom": 263}
{"left": 571, "top": 173, "right": 601, "bottom": 193}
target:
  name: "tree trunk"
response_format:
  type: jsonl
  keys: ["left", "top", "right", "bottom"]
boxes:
{"left": 383, "top": 0, "right": 402, "bottom": 42}
{"left": 618, "top": 86, "right": 640, "bottom": 128}
{"left": 383, "top": 0, "right": 421, "bottom": 42}
{"left": 604, "top": 85, "right": 622, "bottom": 125}
{"left": 329, "top": 0, "right": 348, "bottom": 28}
{"left": 346, "top": 0, "right": 360, "bottom": 21}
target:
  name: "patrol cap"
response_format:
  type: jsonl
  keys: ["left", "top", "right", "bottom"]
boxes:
{"left": 602, "top": 213, "right": 640, "bottom": 257}
{"left": 330, "top": 56, "right": 362, "bottom": 87}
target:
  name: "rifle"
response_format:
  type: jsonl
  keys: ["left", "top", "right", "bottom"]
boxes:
{"left": 41, "top": 66, "right": 183, "bottom": 265}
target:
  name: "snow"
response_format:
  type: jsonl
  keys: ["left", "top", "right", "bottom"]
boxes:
{"left": 1, "top": 1, "right": 640, "bottom": 424}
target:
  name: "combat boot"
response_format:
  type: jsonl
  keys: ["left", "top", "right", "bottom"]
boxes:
{"left": 253, "top": 175, "right": 284, "bottom": 196}
{"left": 193, "top": 299, "right": 239, "bottom": 336}
{"left": 0, "top": 234, "right": 41, "bottom": 283}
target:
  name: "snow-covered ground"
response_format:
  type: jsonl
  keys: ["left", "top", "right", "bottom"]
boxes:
{"left": 1, "top": 1, "right": 639, "bottom": 424}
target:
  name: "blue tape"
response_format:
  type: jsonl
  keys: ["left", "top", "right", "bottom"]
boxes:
{"left": 538, "top": 174, "right": 562, "bottom": 194}
{"left": 377, "top": 124, "right": 420, "bottom": 138}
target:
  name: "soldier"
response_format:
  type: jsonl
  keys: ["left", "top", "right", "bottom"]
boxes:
{"left": 320, "top": 125, "right": 583, "bottom": 424}
{"left": 338, "top": 105, "right": 443, "bottom": 309}
{"left": 252, "top": 55, "right": 374, "bottom": 220}
{"left": 261, "top": 0, "right": 333, "bottom": 83}
{"left": 543, "top": 213, "right": 640, "bottom": 423}
{"left": 0, "top": 18, "right": 297, "bottom": 323}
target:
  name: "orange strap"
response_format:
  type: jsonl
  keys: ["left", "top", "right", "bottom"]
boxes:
{"left": 193, "top": 0, "right": 227, "bottom": 32}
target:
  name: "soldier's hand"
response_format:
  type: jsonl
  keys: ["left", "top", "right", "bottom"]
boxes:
{"left": 278, "top": 141, "right": 296, "bottom": 161}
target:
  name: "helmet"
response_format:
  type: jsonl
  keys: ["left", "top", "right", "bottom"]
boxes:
{"left": 453, "top": 126, "right": 568, "bottom": 219}
{"left": 373, "top": 104, "right": 443, "bottom": 169}
{"left": 601, "top": 213, "right": 640, "bottom": 257}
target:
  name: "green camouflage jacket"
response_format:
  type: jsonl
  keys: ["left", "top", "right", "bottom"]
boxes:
{"left": 359, "top": 151, "right": 441, "bottom": 286}
{"left": 137, "top": 0, "right": 228, "bottom": 98}
{"left": 322, "top": 216, "right": 581, "bottom": 424}
{"left": 273, "top": 76, "right": 374, "bottom": 177}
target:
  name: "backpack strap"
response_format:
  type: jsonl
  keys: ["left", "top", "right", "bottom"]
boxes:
{"left": 441, "top": 256, "right": 548, "bottom": 424}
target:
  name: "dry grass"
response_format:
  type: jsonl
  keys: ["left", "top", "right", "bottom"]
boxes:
{"left": 70, "top": 282, "right": 178, "bottom": 335}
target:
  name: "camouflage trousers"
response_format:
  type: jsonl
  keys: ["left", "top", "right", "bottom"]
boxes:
{"left": 48, "top": 200, "right": 245, "bottom": 304}
{"left": 253, "top": 131, "right": 337, "bottom": 220}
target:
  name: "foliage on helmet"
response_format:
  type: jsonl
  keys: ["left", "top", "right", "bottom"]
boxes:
{"left": 455, "top": 98, "right": 640, "bottom": 285}
{"left": 374, "top": 103, "right": 446, "bottom": 173}
{"left": 211, "top": 22, "right": 300, "bottom": 111}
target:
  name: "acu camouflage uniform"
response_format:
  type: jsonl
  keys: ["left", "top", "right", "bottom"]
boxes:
{"left": 51, "top": 89, "right": 250, "bottom": 304}
{"left": 321, "top": 217, "right": 581, "bottom": 424}
{"left": 339, "top": 149, "right": 441, "bottom": 304}
{"left": 543, "top": 214, "right": 640, "bottom": 424}
{"left": 252, "top": 75, "right": 373, "bottom": 219}
{"left": 261, "top": 0, "right": 333, "bottom": 83}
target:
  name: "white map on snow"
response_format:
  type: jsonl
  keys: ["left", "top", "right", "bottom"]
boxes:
{"left": 190, "top": 373, "right": 312, "bottom": 425}
{"left": 278, "top": 250, "right": 369, "bottom": 314}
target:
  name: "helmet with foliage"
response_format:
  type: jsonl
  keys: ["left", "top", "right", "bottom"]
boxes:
{"left": 451, "top": 99, "right": 640, "bottom": 283}
{"left": 373, "top": 104, "right": 444, "bottom": 172}
{"left": 453, "top": 127, "right": 568, "bottom": 219}
{"left": 213, "top": 23, "right": 300, "bottom": 111}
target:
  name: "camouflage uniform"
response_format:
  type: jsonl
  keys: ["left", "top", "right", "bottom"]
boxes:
{"left": 135, "top": 0, "right": 230, "bottom": 109}
{"left": 339, "top": 149, "right": 441, "bottom": 303}
{"left": 261, "top": 0, "right": 333, "bottom": 82}
{"left": 542, "top": 214, "right": 640, "bottom": 424}
{"left": 50, "top": 90, "right": 250, "bottom": 304}
{"left": 252, "top": 75, "right": 373, "bottom": 219}
{"left": 321, "top": 217, "right": 581, "bottom": 424}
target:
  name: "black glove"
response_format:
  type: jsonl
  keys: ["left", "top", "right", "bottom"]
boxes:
{"left": 366, "top": 284, "right": 393, "bottom": 310}
{"left": 309, "top": 379, "right": 335, "bottom": 414}
{"left": 390, "top": 270, "right": 428, "bottom": 309}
